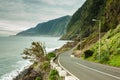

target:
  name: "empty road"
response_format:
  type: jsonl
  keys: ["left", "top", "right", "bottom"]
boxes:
{"left": 58, "top": 49, "right": 120, "bottom": 80}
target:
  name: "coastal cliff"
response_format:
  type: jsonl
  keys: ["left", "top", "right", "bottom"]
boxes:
{"left": 61, "top": 0, "right": 120, "bottom": 40}
{"left": 17, "top": 16, "right": 71, "bottom": 37}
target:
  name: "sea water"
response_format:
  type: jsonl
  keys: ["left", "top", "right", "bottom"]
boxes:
{"left": 0, "top": 36, "right": 67, "bottom": 80}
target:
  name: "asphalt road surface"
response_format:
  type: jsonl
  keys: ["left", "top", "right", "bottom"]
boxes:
{"left": 58, "top": 49, "right": 120, "bottom": 80}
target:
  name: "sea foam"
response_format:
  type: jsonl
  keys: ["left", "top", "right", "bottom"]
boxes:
{"left": 0, "top": 47, "right": 60, "bottom": 80}
{"left": 0, "top": 60, "right": 32, "bottom": 80}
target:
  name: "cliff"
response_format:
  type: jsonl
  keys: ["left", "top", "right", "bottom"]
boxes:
{"left": 61, "top": 0, "right": 120, "bottom": 40}
{"left": 17, "top": 15, "right": 71, "bottom": 36}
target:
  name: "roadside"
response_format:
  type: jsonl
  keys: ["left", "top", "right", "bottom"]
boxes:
{"left": 73, "top": 25, "right": 120, "bottom": 68}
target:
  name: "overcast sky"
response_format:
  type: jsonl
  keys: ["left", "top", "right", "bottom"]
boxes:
{"left": 0, "top": 0, "right": 86, "bottom": 35}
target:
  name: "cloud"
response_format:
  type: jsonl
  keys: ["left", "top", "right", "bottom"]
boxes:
{"left": 0, "top": 0, "right": 85, "bottom": 22}
{"left": 0, "top": 0, "right": 86, "bottom": 35}
{"left": 0, "top": 31, "right": 15, "bottom": 36}
{"left": 0, "top": 30, "right": 16, "bottom": 35}
{"left": 41, "top": 0, "right": 84, "bottom": 6}
{"left": 0, "top": 20, "right": 36, "bottom": 31}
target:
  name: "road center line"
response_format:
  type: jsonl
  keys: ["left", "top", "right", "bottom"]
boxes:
{"left": 76, "top": 62, "right": 120, "bottom": 80}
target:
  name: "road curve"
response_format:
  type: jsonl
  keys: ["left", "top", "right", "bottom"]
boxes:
{"left": 58, "top": 49, "right": 120, "bottom": 80}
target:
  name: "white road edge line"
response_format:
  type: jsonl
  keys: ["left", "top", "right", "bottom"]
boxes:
{"left": 58, "top": 57, "right": 80, "bottom": 80}
{"left": 76, "top": 62, "right": 120, "bottom": 80}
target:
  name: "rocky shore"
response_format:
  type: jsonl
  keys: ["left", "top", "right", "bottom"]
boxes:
{"left": 13, "top": 41, "right": 78, "bottom": 80}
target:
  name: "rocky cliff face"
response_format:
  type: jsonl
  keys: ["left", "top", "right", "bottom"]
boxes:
{"left": 17, "top": 15, "right": 71, "bottom": 36}
{"left": 61, "top": 0, "right": 120, "bottom": 40}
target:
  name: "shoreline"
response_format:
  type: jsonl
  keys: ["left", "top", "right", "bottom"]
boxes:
{"left": 0, "top": 60, "right": 32, "bottom": 80}
{"left": 0, "top": 47, "right": 64, "bottom": 80}
{"left": 13, "top": 41, "right": 78, "bottom": 80}
{"left": 0, "top": 36, "right": 70, "bottom": 80}
{"left": 13, "top": 66, "right": 32, "bottom": 80}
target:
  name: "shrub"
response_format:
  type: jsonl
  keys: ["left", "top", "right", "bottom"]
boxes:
{"left": 76, "top": 44, "right": 80, "bottom": 50}
{"left": 48, "top": 69, "right": 60, "bottom": 80}
{"left": 99, "top": 51, "right": 109, "bottom": 63}
{"left": 41, "top": 61, "right": 50, "bottom": 71}
{"left": 47, "top": 52, "right": 56, "bottom": 60}
{"left": 22, "top": 42, "right": 46, "bottom": 62}
{"left": 35, "top": 76, "right": 42, "bottom": 80}
{"left": 84, "top": 50, "right": 94, "bottom": 58}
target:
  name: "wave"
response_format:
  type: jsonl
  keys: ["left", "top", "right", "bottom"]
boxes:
{"left": 46, "top": 46, "right": 61, "bottom": 53}
{"left": 0, "top": 60, "right": 32, "bottom": 80}
{"left": 0, "top": 46, "right": 62, "bottom": 80}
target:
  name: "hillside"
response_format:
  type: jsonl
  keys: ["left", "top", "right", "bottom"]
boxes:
{"left": 68, "top": 0, "right": 120, "bottom": 67}
{"left": 17, "top": 15, "right": 71, "bottom": 36}
{"left": 61, "top": 0, "right": 120, "bottom": 40}
{"left": 82, "top": 25, "right": 120, "bottom": 67}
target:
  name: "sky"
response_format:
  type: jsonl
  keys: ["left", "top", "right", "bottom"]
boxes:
{"left": 0, "top": 0, "right": 86, "bottom": 35}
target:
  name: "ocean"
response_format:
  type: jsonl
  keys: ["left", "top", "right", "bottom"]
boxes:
{"left": 0, "top": 36, "right": 67, "bottom": 80}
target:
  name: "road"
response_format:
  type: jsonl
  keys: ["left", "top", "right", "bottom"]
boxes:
{"left": 58, "top": 49, "right": 120, "bottom": 80}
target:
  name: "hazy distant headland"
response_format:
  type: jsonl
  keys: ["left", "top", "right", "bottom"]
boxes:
{"left": 16, "top": 15, "right": 71, "bottom": 37}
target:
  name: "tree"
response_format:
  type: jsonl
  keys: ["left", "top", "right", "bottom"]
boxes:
{"left": 22, "top": 42, "right": 46, "bottom": 62}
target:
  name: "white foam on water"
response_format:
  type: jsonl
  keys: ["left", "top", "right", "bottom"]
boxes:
{"left": 0, "top": 60, "right": 32, "bottom": 80}
{"left": 46, "top": 46, "right": 61, "bottom": 53}
{"left": 0, "top": 46, "right": 65, "bottom": 80}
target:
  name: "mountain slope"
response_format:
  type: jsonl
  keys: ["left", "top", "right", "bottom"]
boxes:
{"left": 17, "top": 15, "right": 71, "bottom": 36}
{"left": 61, "top": 0, "right": 120, "bottom": 40}
{"left": 83, "top": 25, "right": 120, "bottom": 67}
{"left": 68, "top": 0, "right": 120, "bottom": 67}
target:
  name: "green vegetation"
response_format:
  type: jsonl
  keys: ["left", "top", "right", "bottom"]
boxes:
{"left": 35, "top": 77, "right": 42, "bottom": 80}
{"left": 58, "top": 0, "right": 120, "bottom": 68}
{"left": 108, "top": 55, "right": 120, "bottom": 67}
{"left": 61, "top": 0, "right": 120, "bottom": 40}
{"left": 22, "top": 42, "right": 57, "bottom": 80}
{"left": 16, "top": 0, "right": 120, "bottom": 79}
{"left": 17, "top": 15, "right": 71, "bottom": 36}
{"left": 46, "top": 52, "right": 56, "bottom": 61}
{"left": 84, "top": 50, "right": 94, "bottom": 58}
{"left": 41, "top": 61, "right": 50, "bottom": 72}
{"left": 23, "top": 42, "right": 46, "bottom": 62}
{"left": 84, "top": 25, "right": 120, "bottom": 67}
{"left": 48, "top": 69, "right": 60, "bottom": 80}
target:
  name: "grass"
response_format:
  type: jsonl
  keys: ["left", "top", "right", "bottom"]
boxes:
{"left": 108, "top": 55, "right": 120, "bottom": 67}
{"left": 82, "top": 25, "right": 120, "bottom": 67}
